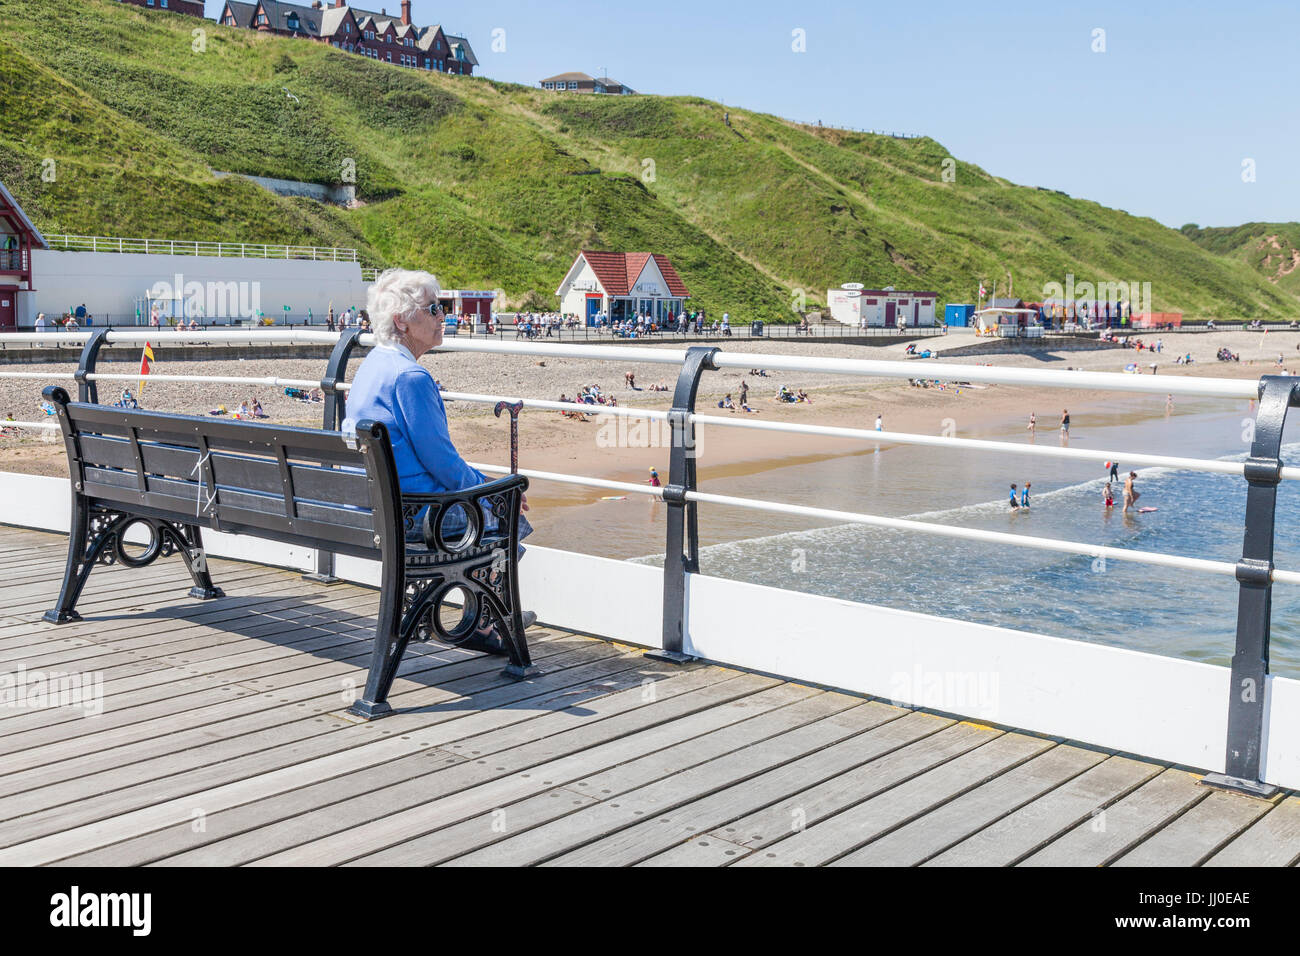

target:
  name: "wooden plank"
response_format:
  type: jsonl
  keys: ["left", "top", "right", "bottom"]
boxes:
{"left": 734, "top": 731, "right": 1053, "bottom": 866}
{"left": 0, "top": 637, "right": 609, "bottom": 835}
{"left": 1019, "top": 769, "right": 1207, "bottom": 867}
{"left": 449, "top": 695, "right": 889, "bottom": 867}
{"left": 1111, "top": 789, "right": 1273, "bottom": 867}
{"left": 635, "top": 833, "right": 754, "bottom": 867}
{"left": 54, "top": 657, "right": 694, "bottom": 865}
{"left": 698, "top": 719, "right": 996, "bottom": 855}
{"left": 0, "top": 641, "right": 662, "bottom": 860}
{"left": 1203, "top": 796, "right": 1300, "bottom": 867}
{"left": 543, "top": 708, "right": 947, "bottom": 868}
{"left": 144, "top": 669, "right": 754, "bottom": 867}
{"left": 924, "top": 755, "right": 1161, "bottom": 867}
{"left": 833, "top": 744, "right": 1106, "bottom": 866}
{"left": 239, "top": 676, "right": 801, "bottom": 866}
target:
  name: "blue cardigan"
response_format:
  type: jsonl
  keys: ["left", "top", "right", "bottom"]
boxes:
{"left": 345, "top": 344, "right": 485, "bottom": 495}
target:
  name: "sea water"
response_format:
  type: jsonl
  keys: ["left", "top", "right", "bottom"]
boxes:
{"left": 679, "top": 397, "right": 1300, "bottom": 676}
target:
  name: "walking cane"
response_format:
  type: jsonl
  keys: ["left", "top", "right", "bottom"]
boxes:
{"left": 494, "top": 400, "right": 524, "bottom": 473}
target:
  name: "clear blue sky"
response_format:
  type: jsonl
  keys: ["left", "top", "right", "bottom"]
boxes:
{"left": 203, "top": 0, "right": 1297, "bottom": 229}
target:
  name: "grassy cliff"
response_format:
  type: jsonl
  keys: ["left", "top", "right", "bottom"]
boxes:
{"left": 1182, "top": 222, "right": 1300, "bottom": 301}
{"left": 1, "top": 0, "right": 1295, "bottom": 319}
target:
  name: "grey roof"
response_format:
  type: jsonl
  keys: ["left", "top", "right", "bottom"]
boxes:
{"left": 0, "top": 180, "right": 48, "bottom": 249}
{"left": 444, "top": 34, "right": 477, "bottom": 66}
{"left": 222, "top": 1, "right": 257, "bottom": 28}
{"left": 991, "top": 297, "right": 1024, "bottom": 309}
{"left": 259, "top": 0, "right": 324, "bottom": 37}
{"left": 319, "top": 6, "right": 355, "bottom": 37}
{"left": 541, "top": 71, "right": 593, "bottom": 84}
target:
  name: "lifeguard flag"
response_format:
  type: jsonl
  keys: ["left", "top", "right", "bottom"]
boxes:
{"left": 139, "top": 342, "right": 155, "bottom": 392}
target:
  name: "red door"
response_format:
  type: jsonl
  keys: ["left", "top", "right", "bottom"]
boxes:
{"left": 884, "top": 301, "right": 896, "bottom": 327}
{"left": 0, "top": 288, "right": 16, "bottom": 331}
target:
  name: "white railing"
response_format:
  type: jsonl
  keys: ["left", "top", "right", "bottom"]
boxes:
{"left": 43, "top": 234, "right": 360, "bottom": 263}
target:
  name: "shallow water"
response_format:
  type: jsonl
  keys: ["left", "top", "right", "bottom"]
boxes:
{"left": 593, "top": 394, "right": 1300, "bottom": 676}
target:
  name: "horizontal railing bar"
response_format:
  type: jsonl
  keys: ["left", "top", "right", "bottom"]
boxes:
{"left": 438, "top": 391, "right": 669, "bottom": 419}
{"left": 0, "top": 420, "right": 58, "bottom": 431}
{"left": 706, "top": 354, "right": 1258, "bottom": 399}
{"left": 87, "top": 373, "right": 324, "bottom": 389}
{"left": 687, "top": 414, "right": 1295, "bottom": 480}
{"left": 469, "top": 462, "right": 663, "bottom": 497}
{"left": 456, "top": 460, "right": 1300, "bottom": 583}
{"left": 428, "top": 339, "right": 1259, "bottom": 399}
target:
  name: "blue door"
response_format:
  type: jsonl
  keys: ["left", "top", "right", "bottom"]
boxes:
{"left": 586, "top": 296, "right": 600, "bottom": 325}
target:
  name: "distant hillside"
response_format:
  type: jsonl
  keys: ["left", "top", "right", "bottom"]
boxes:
{"left": 1181, "top": 222, "right": 1300, "bottom": 300}
{"left": 0, "top": 0, "right": 1296, "bottom": 319}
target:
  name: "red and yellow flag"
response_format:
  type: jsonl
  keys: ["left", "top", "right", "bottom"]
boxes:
{"left": 139, "top": 342, "right": 155, "bottom": 392}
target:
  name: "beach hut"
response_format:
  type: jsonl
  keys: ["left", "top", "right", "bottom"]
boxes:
{"left": 945, "top": 304, "right": 975, "bottom": 327}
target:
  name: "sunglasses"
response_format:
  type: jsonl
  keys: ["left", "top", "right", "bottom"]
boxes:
{"left": 427, "top": 302, "right": 446, "bottom": 317}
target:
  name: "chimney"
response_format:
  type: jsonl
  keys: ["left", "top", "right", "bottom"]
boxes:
{"left": 333, "top": 0, "right": 345, "bottom": 7}
{"left": 400, "top": 0, "right": 411, "bottom": 24}
{"left": 312, "top": 1, "right": 322, "bottom": 8}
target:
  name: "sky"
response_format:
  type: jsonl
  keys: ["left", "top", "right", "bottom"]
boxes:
{"left": 203, "top": 0, "right": 1298, "bottom": 229}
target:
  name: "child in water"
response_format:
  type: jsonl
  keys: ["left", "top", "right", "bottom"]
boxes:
{"left": 1009, "top": 483, "right": 1020, "bottom": 509}
{"left": 1103, "top": 481, "right": 1114, "bottom": 508}
{"left": 1020, "top": 482, "right": 1031, "bottom": 508}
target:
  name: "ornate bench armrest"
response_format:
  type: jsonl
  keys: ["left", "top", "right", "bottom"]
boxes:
{"left": 400, "top": 473, "right": 529, "bottom": 554}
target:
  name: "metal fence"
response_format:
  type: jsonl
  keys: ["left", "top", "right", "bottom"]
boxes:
{"left": 44, "top": 235, "right": 360, "bottom": 262}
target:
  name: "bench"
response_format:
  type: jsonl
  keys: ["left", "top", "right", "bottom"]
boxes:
{"left": 39, "top": 385, "right": 537, "bottom": 720}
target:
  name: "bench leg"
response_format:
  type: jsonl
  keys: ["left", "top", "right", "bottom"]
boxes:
{"left": 43, "top": 504, "right": 117, "bottom": 624}
{"left": 348, "top": 580, "right": 407, "bottom": 720}
{"left": 173, "top": 523, "right": 224, "bottom": 600}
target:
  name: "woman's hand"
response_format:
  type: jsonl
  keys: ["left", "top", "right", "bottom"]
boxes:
{"left": 521, "top": 494, "right": 530, "bottom": 513}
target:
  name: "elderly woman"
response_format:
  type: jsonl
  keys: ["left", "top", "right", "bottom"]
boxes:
{"left": 347, "top": 269, "right": 534, "bottom": 632}
{"left": 347, "top": 267, "right": 530, "bottom": 517}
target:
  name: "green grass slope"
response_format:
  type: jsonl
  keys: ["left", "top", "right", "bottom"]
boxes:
{"left": 1182, "top": 223, "right": 1300, "bottom": 300}
{"left": 0, "top": 0, "right": 1295, "bottom": 319}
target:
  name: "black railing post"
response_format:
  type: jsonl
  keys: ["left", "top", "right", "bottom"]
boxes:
{"left": 305, "top": 327, "right": 365, "bottom": 584}
{"left": 648, "top": 346, "right": 719, "bottom": 664}
{"left": 1203, "top": 374, "right": 1300, "bottom": 798}
{"left": 74, "top": 328, "right": 110, "bottom": 404}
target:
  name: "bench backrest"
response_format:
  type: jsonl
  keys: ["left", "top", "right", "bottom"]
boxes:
{"left": 44, "top": 386, "right": 399, "bottom": 560}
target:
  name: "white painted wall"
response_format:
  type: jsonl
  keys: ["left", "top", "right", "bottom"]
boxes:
{"left": 22, "top": 250, "right": 367, "bottom": 325}
{"left": 555, "top": 255, "right": 605, "bottom": 317}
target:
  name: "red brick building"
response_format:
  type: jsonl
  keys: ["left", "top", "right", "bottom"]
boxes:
{"left": 217, "top": 0, "right": 477, "bottom": 74}
{"left": 0, "top": 181, "right": 48, "bottom": 331}
{"left": 118, "top": 0, "right": 206, "bottom": 17}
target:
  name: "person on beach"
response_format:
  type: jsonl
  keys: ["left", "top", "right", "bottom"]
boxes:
{"left": 1021, "top": 483, "right": 1031, "bottom": 508}
{"left": 875, "top": 414, "right": 883, "bottom": 432}
{"left": 648, "top": 468, "right": 661, "bottom": 488}
{"left": 1104, "top": 481, "right": 1114, "bottom": 508}
{"left": 1060, "top": 408, "right": 1070, "bottom": 443}
{"left": 1009, "top": 484, "right": 1020, "bottom": 510}
{"left": 1109, "top": 461, "right": 1119, "bottom": 482}
{"left": 739, "top": 381, "right": 749, "bottom": 407}
{"left": 1027, "top": 412, "right": 1035, "bottom": 434}
{"left": 1123, "top": 471, "right": 1140, "bottom": 512}
{"left": 720, "top": 394, "right": 736, "bottom": 412}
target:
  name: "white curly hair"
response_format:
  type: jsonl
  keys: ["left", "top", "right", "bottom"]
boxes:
{"left": 366, "top": 268, "right": 441, "bottom": 347}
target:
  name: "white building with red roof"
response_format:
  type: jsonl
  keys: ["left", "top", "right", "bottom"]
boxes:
{"left": 555, "top": 251, "right": 691, "bottom": 325}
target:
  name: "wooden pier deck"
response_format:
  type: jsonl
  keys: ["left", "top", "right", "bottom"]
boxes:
{"left": 0, "top": 527, "right": 1297, "bottom": 867}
